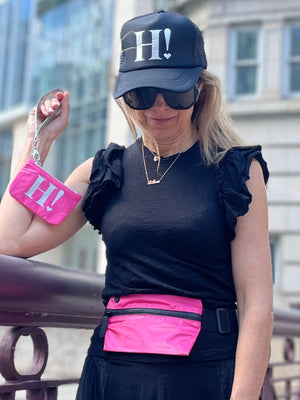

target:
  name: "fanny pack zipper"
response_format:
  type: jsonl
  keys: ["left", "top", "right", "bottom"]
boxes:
{"left": 99, "top": 307, "right": 202, "bottom": 338}
{"left": 106, "top": 307, "right": 202, "bottom": 321}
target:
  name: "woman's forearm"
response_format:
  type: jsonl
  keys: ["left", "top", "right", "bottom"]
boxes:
{"left": 230, "top": 308, "right": 273, "bottom": 400}
{"left": 0, "top": 93, "right": 70, "bottom": 256}
{"left": 0, "top": 136, "right": 54, "bottom": 254}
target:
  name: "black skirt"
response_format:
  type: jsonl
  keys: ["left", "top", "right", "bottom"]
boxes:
{"left": 76, "top": 354, "right": 236, "bottom": 400}
{"left": 75, "top": 319, "right": 241, "bottom": 400}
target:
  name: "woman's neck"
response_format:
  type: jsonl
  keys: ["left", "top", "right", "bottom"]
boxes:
{"left": 142, "top": 131, "right": 198, "bottom": 157}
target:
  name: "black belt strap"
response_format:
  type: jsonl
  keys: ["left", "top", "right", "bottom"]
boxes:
{"left": 100, "top": 306, "right": 238, "bottom": 337}
{"left": 202, "top": 308, "right": 238, "bottom": 334}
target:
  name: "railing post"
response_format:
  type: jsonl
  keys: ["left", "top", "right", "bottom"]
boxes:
{"left": 261, "top": 367, "right": 276, "bottom": 400}
{"left": 0, "top": 393, "right": 15, "bottom": 400}
{"left": 0, "top": 327, "right": 48, "bottom": 382}
{"left": 26, "top": 389, "right": 46, "bottom": 400}
{"left": 46, "top": 388, "right": 58, "bottom": 400}
{"left": 0, "top": 326, "right": 53, "bottom": 399}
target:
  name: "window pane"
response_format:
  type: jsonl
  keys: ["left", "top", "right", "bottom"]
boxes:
{"left": 0, "top": 131, "right": 12, "bottom": 200}
{"left": 291, "top": 26, "right": 300, "bottom": 57}
{"left": 269, "top": 239, "right": 278, "bottom": 284}
{"left": 290, "top": 63, "right": 300, "bottom": 92}
{"left": 0, "top": 1, "right": 32, "bottom": 109}
{"left": 237, "top": 30, "right": 257, "bottom": 60}
{"left": 236, "top": 66, "right": 257, "bottom": 95}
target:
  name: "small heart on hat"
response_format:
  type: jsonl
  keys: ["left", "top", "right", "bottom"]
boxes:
{"left": 164, "top": 53, "right": 171, "bottom": 59}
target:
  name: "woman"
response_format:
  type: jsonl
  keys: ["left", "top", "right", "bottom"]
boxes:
{"left": 0, "top": 11, "right": 273, "bottom": 400}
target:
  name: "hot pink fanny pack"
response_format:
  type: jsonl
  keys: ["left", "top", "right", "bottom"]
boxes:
{"left": 101, "top": 294, "right": 203, "bottom": 356}
{"left": 9, "top": 159, "right": 81, "bottom": 225}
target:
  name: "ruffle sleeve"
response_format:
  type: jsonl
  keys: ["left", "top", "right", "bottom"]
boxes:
{"left": 216, "top": 146, "right": 269, "bottom": 241}
{"left": 82, "top": 143, "right": 125, "bottom": 233}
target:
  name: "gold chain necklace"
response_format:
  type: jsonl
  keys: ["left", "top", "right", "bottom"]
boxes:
{"left": 149, "top": 149, "right": 160, "bottom": 162}
{"left": 142, "top": 141, "right": 181, "bottom": 185}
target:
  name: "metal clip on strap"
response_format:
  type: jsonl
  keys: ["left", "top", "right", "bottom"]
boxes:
{"left": 216, "top": 308, "right": 233, "bottom": 334}
{"left": 32, "top": 88, "right": 64, "bottom": 166}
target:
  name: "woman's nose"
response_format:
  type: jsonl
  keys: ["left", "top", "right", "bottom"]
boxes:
{"left": 152, "top": 93, "right": 170, "bottom": 109}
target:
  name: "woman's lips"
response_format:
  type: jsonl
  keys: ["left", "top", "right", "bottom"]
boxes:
{"left": 148, "top": 116, "right": 175, "bottom": 124}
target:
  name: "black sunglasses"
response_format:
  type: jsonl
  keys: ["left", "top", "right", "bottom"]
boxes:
{"left": 123, "top": 86, "right": 200, "bottom": 110}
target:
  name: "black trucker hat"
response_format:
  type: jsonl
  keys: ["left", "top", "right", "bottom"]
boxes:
{"left": 113, "top": 10, "right": 207, "bottom": 99}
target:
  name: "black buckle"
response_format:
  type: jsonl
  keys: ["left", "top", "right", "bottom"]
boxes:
{"left": 216, "top": 308, "right": 231, "bottom": 334}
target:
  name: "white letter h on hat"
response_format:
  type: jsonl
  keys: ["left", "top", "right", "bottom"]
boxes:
{"left": 134, "top": 30, "right": 163, "bottom": 62}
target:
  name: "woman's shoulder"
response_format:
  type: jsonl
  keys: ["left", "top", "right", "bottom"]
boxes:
{"left": 65, "top": 157, "right": 94, "bottom": 188}
{"left": 216, "top": 145, "right": 269, "bottom": 240}
{"left": 92, "top": 142, "right": 126, "bottom": 165}
{"left": 218, "top": 145, "right": 269, "bottom": 186}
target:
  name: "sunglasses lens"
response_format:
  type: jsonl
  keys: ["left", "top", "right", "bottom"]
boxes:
{"left": 124, "top": 88, "right": 157, "bottom": 109}
{"left": 164, "top": 88, "right": 198, "bottom": 109}
{"left": 123, "top": 86, "right": 199, "bottom": 110}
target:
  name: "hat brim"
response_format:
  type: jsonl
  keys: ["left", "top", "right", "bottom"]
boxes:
{"left": 113, "top": 67, "right": 203, "bottom": 99}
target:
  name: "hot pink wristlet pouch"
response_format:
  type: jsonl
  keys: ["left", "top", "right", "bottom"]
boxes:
{"left": 101, "top": 294, "right": 203, "bottom": 356}
{"left": 9, "top": 159, "right": 81, "bottom": 225}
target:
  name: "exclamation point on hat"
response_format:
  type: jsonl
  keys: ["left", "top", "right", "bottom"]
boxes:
{"left": 164, "top": 29, "right": 171, "bottom": 59}
{"left": 46, "top": 190, "right": 64, "bottom": 211}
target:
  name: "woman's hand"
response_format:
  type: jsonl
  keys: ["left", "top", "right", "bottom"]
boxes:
{"left": 26, "top": 91, "right": 70, "bottom": 144}
{"left": 19, "top": 90, "right": 70, "bottom": 168}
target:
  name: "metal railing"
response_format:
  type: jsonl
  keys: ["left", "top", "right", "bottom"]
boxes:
{"left": 0, "top": 254, "right": 104, "bottom": 400}
{"left": 0, "top": 254, "right": 300, "bottom": 399}
{"left": 262, "top": 309, "right": 300, "bottom": 400}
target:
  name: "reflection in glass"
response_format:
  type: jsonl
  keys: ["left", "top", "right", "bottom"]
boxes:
{"left": 0, "top": 0, "right": 32, "bottom": 109}
{"left": 31, "top": 0, "right": 113, "bottom": 178}
{"left": 0, "top": 130, "right": 12, "bottom": 200}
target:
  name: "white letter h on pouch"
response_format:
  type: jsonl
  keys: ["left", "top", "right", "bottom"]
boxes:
{"left": 25, "top": 175, "right": 60, "bottom": 208}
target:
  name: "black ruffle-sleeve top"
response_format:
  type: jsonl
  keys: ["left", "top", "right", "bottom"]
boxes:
{"left": 83, "top": 138, "right": 269, "bottom": 310}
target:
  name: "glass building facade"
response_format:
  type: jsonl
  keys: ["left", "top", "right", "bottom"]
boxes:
{"left": 0, "top": 0, "right": 32, "bottom": 200}
{"left": 31, "top": 0, "right": 113, "bottom": 179}
{"left": 0, "top": 130, "right": 12, "bottom": 199}
{"left": 0, "top": 0, "right": 113, "bottom": 186}
{"left": 0, "top": 0, "right": 32, "bottom": 110}
{"left": 0, "top": 0, "right": 114, "bottom": 269}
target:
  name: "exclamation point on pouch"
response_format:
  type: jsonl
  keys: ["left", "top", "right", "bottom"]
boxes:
{"left": 164, "top": 28, "right": 171, "bottom": 59}
{"left": 46, "top": 190, "right": 64, "bottom": 212}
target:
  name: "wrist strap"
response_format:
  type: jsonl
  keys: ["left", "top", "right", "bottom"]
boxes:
{"left": 32, "top": 88, "right": 64, "bottom": 165}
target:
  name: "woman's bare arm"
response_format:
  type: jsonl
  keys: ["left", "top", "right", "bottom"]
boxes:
{"left": 230, "top": 159, "right": 273, "bottom": 400}
{"left": 0, "top": 92, "right": 92, "bottom": 258}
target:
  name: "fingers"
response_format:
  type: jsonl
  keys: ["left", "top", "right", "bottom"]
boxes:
{"left": 26, "top": 91, "right": 70, "bottom": 141}
{"left": 38, "top": 91, "right": 69, "bottom": 119}
{"left": 29, "top": 90, "right": 70, "bottom": 138}
{"left": 56, "top": 91, "right": 64, "bottom": 101}
{"left": 59, "top": 91, "right": 70, "bottom": 118}
{"left": 39, "top": 96, "right": 61, "bottom": 117}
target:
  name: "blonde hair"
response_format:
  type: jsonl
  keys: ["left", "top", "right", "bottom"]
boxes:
{"left": 115, "top": 69, "right": 245, "bottom": 165}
